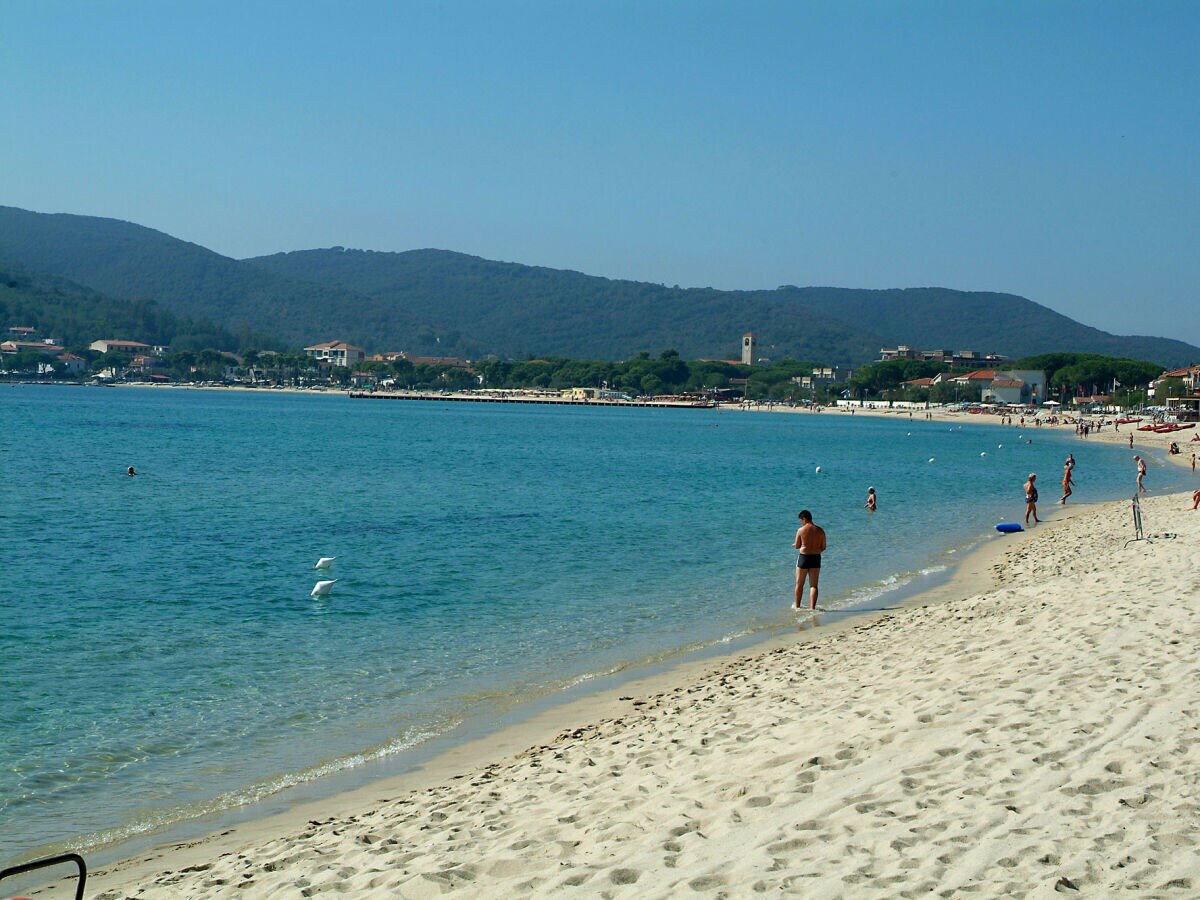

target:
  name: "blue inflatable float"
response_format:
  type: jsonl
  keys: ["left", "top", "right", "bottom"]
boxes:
{"left": 995, "top": 523, "right": 1024, "bottom": 533}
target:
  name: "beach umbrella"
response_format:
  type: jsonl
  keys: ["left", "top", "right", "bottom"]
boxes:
{"left": 1043, "top": 400, "right": 1061, "bottom": 406}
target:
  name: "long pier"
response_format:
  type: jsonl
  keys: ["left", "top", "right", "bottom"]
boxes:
{"left": 348, "top": 391, "right": 716, "bottom": 409}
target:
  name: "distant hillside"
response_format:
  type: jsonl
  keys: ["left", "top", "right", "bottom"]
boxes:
{"left": 776, "top": 286, "right": 1200, "bottom": 367}
{"left": 248, "top": 248, "right": 1200, "bottom": 367}
{"left": 245, "top": 248, "right": 883, "bottom": 363}
{"left": 0, "top": 206, "right": 467, "bottom": 356}
{"left": 2, "top": 206, "right": 1196, "bottom": 366}
{"left": 0, "top": 264, "right": 245, "bottom": 352}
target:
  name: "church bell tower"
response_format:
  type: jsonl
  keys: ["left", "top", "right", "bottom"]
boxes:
{"left": 741, "top": 332, "right": 756, "bottom": 366}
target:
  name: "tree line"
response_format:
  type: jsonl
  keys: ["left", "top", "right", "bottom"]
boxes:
{"left": 3, "top": 338, "right": 1174, "bottom": 408}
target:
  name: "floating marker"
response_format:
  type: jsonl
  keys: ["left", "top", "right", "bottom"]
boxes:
{"left": 980, "top": 452, "right": 987, "bottom": 457}
{"left": 998, "top": 444, "right": 1003, "bottom": 449}
{"left": 815, "top": 466, "right": 822, "bottom": 474}
{"left": 928, "top": 457, "right": 936, "bottom": 463}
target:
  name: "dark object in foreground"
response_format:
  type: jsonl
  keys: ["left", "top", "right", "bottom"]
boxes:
{"left": 0, "top": 852, "right": 87, "bottom": 900}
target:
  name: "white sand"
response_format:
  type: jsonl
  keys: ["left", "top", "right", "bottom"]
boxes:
{"left": 79, "top": 490, "right": 1199, "bottom": 898}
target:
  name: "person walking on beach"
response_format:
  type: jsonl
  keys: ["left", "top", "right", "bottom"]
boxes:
{"left": 1135, "top": 455, "right": 1147, "bottom": 493}
{"left": 793, "top": 510, "right": 827, "bottom": 611}
{"left": 865, "top": 487, "right": 877, "bottom": 511}
{"left": 1024, "top": 473, "right": 1040, "bottom": 526}
{"left": 1060, "top": 462, "right": 1074, "bottom": 504}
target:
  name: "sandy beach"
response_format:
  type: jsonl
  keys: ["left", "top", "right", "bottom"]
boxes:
{"left": 64, "top": 482, "right": 1198, "bottom": 899}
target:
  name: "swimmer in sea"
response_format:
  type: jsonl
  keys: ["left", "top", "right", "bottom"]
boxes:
{"left": 865, "top": 487, "right": 877, "bottom": 511}
{"left": 127, "top": 466, "right": 137, "bottom": 476}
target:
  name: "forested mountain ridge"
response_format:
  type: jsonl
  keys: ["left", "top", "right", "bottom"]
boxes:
{"left": 2, "top": 206, "right": 1196, "bottom": 366}
{"left": 248, "top": 247, "right": 1200, "bottom": 366}
{"left": 0, "top": 206, "right": 468, "bottom": 356}
{"left": 774, "top": 285, "right": 1198, "bottom": 365}
{"left": 245, "top": 248, "right": 884, "bottom": 363}
{"left": 0, "top": 263, "right": 246, "bottom": 351}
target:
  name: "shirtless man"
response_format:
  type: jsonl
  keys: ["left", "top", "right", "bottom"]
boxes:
{"left": 793, "top": 510, "right": 827, "bottom": 611}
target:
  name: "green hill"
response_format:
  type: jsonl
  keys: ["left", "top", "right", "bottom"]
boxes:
{"left": 0, "top": 206, "right": 463, "bottom": 356}
{"left": 244, "top": 248, "right": 883, "bottom": 363}
{"left": 247, "top": 247, "right": 1200, "bottom": 366}
{"left": 0, "top": 263, "right": 246, "bottom": 352}
{"left": 777, "top": 285, "right": 1199, "bottom": 366}
{"left": 2, "top": 206, "right": 1196, "bottom": 367}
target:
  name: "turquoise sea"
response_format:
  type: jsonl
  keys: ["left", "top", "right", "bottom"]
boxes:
{"left": 1, "top": 385, "right": 1187, "bottom": 866}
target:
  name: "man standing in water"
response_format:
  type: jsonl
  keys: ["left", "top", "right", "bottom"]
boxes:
{"left": 793, "top": 510, "right": 827, "bottom": 610}
{"left": 1024, "top": 473, "right": 1040, "bottom": 526}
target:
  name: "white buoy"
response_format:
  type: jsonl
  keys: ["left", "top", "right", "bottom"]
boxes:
{"left": 998, "top": 444, "right": 1003, "bottom": 449}
{"left": 815, "top": 466, "right": 822, "bottom": 474}
{"left": 929, "top": 457, "right": 936, "bottom": 463}
{"left": 311, "top": 579, "right": 337, "bottom": 597}
{"left": 314, "top": 557, "right": 336, "bottom": 570}
{"left": 980, "top": 452, "right": 987, "bottom": 457}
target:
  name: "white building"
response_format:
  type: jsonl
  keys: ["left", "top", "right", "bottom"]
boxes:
{"left": 89, "top": 339, "right": 154, "bottom": 355}
{"left": 980, "top": 369, "right": 1048, "bottom": 405}
{"left": 304, "top": 341, "right": 365, "bottom": 367}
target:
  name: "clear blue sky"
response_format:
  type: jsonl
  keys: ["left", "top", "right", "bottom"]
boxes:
{"left": 4, "top": 1, "right": 1198, "bottom": 346}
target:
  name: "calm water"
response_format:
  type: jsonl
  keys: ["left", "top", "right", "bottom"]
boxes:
{"left": 1, "top": 385, "right": 1184, "bottom": 863}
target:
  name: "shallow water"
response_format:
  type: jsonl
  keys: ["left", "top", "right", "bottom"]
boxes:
{"left": 1, "top": 386, "right": 1183, "bottom": 861}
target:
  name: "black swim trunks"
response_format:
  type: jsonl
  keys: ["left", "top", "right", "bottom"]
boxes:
{"left": 797, "top": 553, "right": 822, "bottom": 569}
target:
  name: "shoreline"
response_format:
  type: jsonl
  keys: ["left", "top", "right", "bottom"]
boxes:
{"left": 75, "top": 490, "right": 1198, "bottom": 897}
{"left": 13, "top": 495, "right": 1012, "bottom": 881}
{"left": 7, "top": 382, "right": 1195, "bottom": 894}
{"left": 7, "top": 384, "right": 1195, "bottom": 883}
{"left": 55, "top": 487, "right": 1121, "bottom": 897}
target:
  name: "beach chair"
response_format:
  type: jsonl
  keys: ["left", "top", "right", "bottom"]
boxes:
{"left": 0, "top": 852, "right": 86, "bottom": 900}
{"left": 1124, "top": 495, "right": 1178, "bottom": 548}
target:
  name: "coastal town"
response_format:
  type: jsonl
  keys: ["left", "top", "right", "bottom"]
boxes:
{"left": 3, "top": 326, "right": 1198, "bottom": 421}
